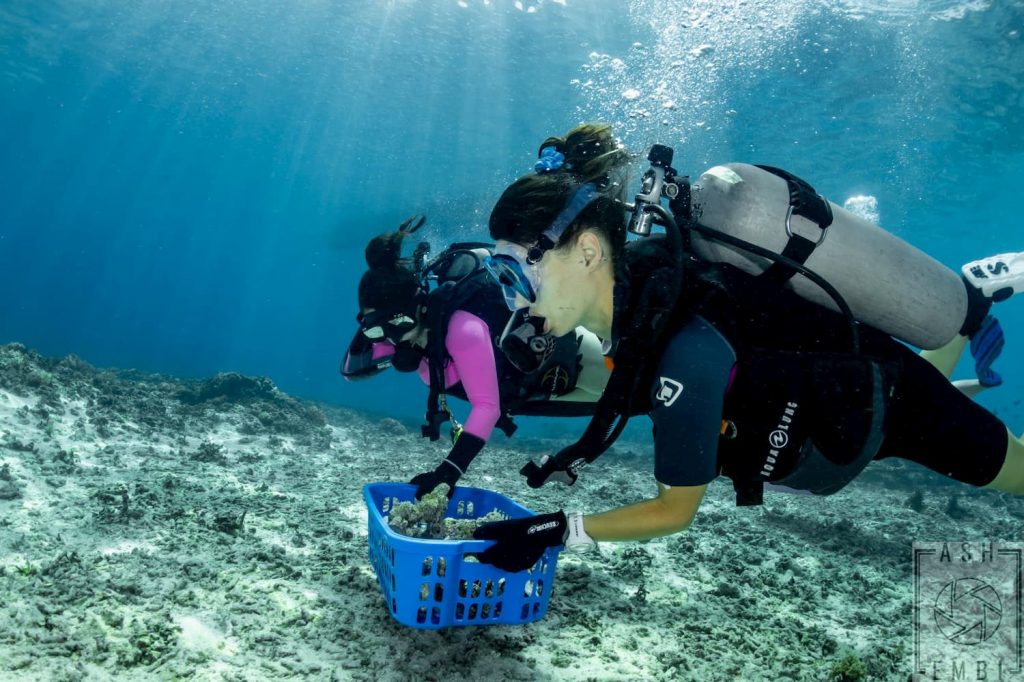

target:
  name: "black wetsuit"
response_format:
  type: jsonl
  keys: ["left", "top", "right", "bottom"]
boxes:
{"left": 625, "top": 244, "right": 1009, "bottom": 501}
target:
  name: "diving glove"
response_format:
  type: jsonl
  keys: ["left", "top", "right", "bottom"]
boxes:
{"left": 520, "top": 449, "right": 589, "bottom": 489}
{"left": 409, "top": 432, "right": 486, "bottom": 500}
{"left": 472, "top": 511, "right": 567, "bottom": 572}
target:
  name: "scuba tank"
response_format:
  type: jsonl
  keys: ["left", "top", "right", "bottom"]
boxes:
{"left": 688, "top": 163, "right": 968, "bottom": 350}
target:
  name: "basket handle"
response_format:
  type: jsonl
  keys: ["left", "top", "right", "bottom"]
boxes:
{"left": 456, "top": 539, "right": 496, "bottom": 555}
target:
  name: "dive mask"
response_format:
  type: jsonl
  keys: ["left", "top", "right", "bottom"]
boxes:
{"left": 484, "top": 181, "right": 603, "bottom": 311}
{"left": 341, "top": 329, "right": 395, "bottom": 381}
{"left": 484, "top": 243, "right": 542, "bottom": 310}
{"left": 357, "top": 308, "right": 418, "bottom": 344}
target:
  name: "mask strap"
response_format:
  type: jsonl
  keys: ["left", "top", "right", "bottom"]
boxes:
{"left": 528, "top": 182, "right": 601, "bottom": 264}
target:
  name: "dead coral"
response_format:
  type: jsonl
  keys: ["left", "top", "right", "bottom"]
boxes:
{"left": 212, "top": 510, "right": 247, "bottom": 536}
{"left": 387, "top": 485, "right": 506, "bottom": 540}
{"left": 189, "top": 441, "right": 227, "bottom": 465}
{"left": 0, "top": 462, "right": 22, "bottom": 499}
{"left": 178, "top": 372, "right": 278, "bottom": 405}
{"left": 92, "top": 485, "right": 133, "bottom": 524}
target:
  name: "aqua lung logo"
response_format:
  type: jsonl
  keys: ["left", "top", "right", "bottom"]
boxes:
{"left": 656, "top": 377, "right": 684, "bottom": 407}
{"left": 761, "top": 402, "right": 798, "bottom": 478}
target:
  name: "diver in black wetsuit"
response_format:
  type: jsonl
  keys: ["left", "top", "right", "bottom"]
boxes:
{"left": 465, "top": 123, "right": 1024, "bottom": 572}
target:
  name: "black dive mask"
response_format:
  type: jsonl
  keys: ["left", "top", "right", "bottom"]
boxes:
{"left": 391, "top": 343, "right": 424, "bottom": 373}
{"left": 499, "top": 309, "right": 556, "bottom": 374}
{"left": 357, "top": 306, "right": 419, "bottom": 345}
{"left": 341, "top": 329, "right": 393, "bottom": 381}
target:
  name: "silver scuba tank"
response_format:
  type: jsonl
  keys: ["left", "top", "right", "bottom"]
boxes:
{"left": 689, "top": 163, "right": 968, "bottom": 350}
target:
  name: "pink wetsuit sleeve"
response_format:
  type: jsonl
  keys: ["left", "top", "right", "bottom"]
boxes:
{"left": 445, "top": 310, "right": 501, "bottom": 441}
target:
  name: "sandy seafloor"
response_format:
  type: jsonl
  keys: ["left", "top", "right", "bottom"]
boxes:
{"left": 1, "top": 342, "right": 1022, "bottom": 681}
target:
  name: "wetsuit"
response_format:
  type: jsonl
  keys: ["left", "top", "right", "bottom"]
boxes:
{"left": 622, "top": 243, "right": 1009, "bottom": 503}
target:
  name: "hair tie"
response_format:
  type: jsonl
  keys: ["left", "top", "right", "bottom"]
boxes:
{"left": 535, "top": 146, "right": 566, "bottom": 173}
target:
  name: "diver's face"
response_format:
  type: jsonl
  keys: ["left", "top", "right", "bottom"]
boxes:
{"left": 495, "top": 231, "right": 608, "bottom": 338}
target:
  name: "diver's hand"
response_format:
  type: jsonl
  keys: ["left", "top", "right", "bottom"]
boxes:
{"left": 471, "top": 511, "right": 567, "bottom": 572}
{"left": 520, "top": 454, "right": 585, "bottom": 489}
{"left": 409, "top": 463, "right": 460, "bottom": 501}
{"left": 410, "top": 433, "right": 487, "bottom": 500}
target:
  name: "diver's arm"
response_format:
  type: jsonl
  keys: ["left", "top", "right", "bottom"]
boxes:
{"left": 410, "top": 311, "right": 500, "bottom": 499}
{"left": 446, "top": 310, "right": 502, "bottom": 439}
{"left": 576, "top": 317, "right": 728, "bottom": 540}
{"left": 582, "top": 481, "right": 708, "bottom": 541}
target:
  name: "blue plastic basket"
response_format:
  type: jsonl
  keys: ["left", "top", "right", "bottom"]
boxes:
{"left": 363, "top": 482, "right": 561, "bottom": 629}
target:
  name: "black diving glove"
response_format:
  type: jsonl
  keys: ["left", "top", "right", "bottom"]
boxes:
{"left": 471, "top": 511, "right": 567, "bottom": 572}
{"left": 409, "top": 432, "right": 486, "bottom": 500}
{"left": 520, "top": 450, "right": 589, "bottom": 489}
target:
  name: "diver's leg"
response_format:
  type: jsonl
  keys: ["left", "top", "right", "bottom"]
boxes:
{"left": 873, "top": 343, "right": 1011, "bottom": 490}
{"left": 983, "top": 430, "right": 1024, "bottom": 494}
{"left": 921, "top": 314, "right": 1003, "bottom": 397}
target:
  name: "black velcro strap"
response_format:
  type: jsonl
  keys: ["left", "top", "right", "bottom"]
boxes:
{"left": 733, "top": 478, "right": 764, "bottom": 506}
{"left": 758, "top": 233, "right": 818, "bottom": 286}
{"left": 756, "top": 165, "right": 834, "bottom": 229}
{"left": 754, "top": 165, "right": 834, "bottom": 286}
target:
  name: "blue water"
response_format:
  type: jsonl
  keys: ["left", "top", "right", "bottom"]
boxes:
{"left": 1, "top": 0, "right": 1022, "bottom": 429}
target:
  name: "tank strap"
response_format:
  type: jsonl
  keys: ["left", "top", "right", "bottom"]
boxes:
{"left": 755, "top": 165, "right": 834, "bottom": 287}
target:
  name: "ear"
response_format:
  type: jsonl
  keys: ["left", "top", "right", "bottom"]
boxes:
{"left": 576, "top": 230, "right": 605, "bottom": 270}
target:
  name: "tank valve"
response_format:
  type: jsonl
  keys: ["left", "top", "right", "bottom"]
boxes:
{"left": 628, "top": 144, "right": 679, "bottom": 236}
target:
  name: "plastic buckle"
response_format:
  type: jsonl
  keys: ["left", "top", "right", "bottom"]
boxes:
{"left": 785, "top": 205, "right": 828, "bottom": 246}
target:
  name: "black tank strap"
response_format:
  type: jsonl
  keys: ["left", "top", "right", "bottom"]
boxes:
{"left": 755, "top": 165, "right": 834, "bottom": 286}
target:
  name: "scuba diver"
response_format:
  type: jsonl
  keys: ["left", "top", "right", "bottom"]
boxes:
{"left": 468, "top": 123, "right": 1024, "bottom": 572}
{"left": 342, "top": 216, "right": 610, "bottom": 500}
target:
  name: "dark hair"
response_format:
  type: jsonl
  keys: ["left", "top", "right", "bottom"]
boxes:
{"left": 489, "top": 123, "right": 632, "bottom": 258}
{"left": 357, "top": 230, "right": 421, "bottom": 311}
